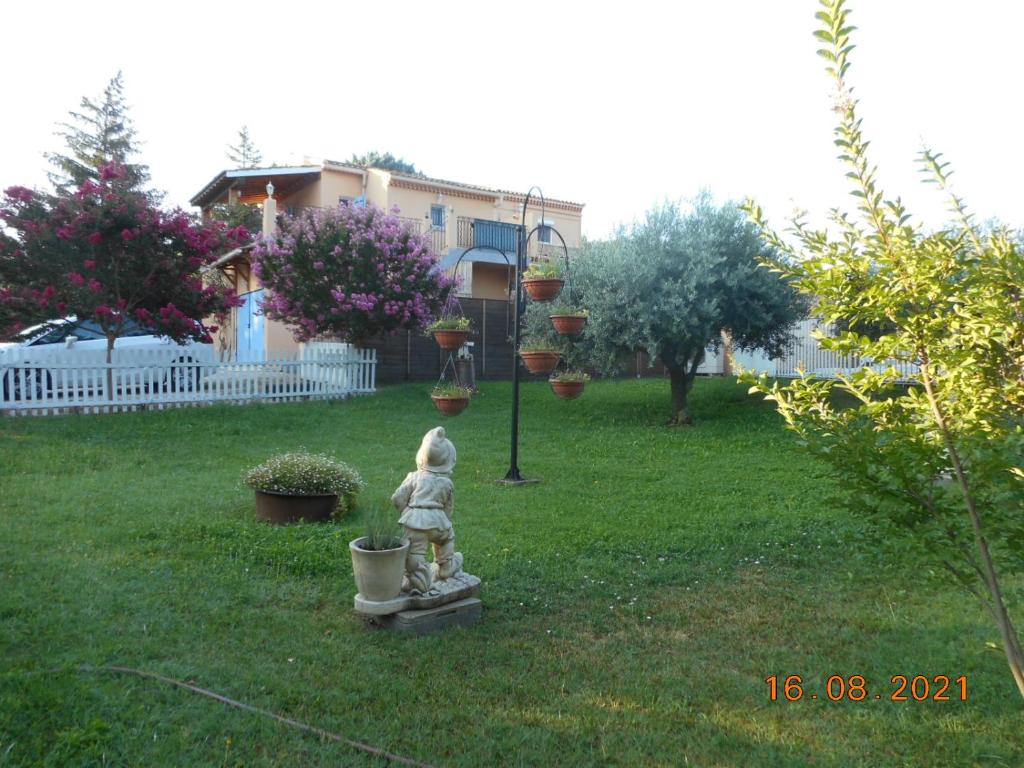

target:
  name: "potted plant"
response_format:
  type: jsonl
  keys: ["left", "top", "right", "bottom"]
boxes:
{"left": 522, "top": 259, "right": 564, "bottom": 302}
{"left": 427, "top": 316, "right": 473, "bottom": 350}
{"left": 549, "top": 370, "right": 590, "bottom": 400}
{"left": 349, "top": 507, "right": 409, "bottom": 602}
{"left": 518, "top": 338, "right": 562, "bottom": 375}
{"left": 430, "top": 382, "right": 473, "bottom": 416}
{"left": 246, "top": 451, "right": 364, "bottom": 524}
{"left": 549, "top": 305, "right": 588, "bottom": 336}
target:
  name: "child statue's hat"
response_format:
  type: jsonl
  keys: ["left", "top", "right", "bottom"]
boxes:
{"left": 416, "top": 426, "right": 456, "bottom": 474}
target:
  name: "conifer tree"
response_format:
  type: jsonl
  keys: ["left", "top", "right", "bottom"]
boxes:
{"left": 46, "top": 72, "right": 149, "bottom": 193}
{"left": 226, "top": 125, "right": 263, "bottom": 169}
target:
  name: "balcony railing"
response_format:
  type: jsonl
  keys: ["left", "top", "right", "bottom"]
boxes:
{"left": 456, "top": 217, "right": 520, "bottom": 256}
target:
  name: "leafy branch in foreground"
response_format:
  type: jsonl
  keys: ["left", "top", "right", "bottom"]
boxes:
{"left": 742, "top": 0, "right": 1024, "bottom": 698}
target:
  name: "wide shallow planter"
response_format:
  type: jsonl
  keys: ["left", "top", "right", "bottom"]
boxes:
{"left": 433, "top": 329, "right": 470, "bottom": 350}
{"left": 549, "top": 378, "right": 586, "bottom": 400}
{"left": 255, "top": 490, "right": 339, "bottom": 524}
{"left": 550, "top": 314, "right": 587, "bottom": 335}
{"left": 519, "top": 350, "right": 561, "bottom": 375}
{"left": 350, "top": 537, "right": 411, "bottom": 602}
{"left": 431, "top": 394, "right": 470, "bottom": 416}
{"left": 523, "top": 278, "right": 564, "bottom": 302}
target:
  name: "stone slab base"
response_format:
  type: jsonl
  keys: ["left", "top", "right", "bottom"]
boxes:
{"left": 367, "top": 597, "right": 482, "bottom": 634}
{"left": 354, "top": 572, "right": 481, "bottom": 616}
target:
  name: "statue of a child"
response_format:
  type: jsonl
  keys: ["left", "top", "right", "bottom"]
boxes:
{"left": 391, "top": 427, "right": 464, "bottom": 594}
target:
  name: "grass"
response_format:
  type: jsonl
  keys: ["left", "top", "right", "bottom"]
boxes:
{"left": 0, "top": 378, "right": 1019, "bottom": 767}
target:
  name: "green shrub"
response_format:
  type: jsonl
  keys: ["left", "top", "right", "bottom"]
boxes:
{"left": 431, "top": 383, "right": 473, "bottom": 398}
{"left": 362, "top": 507, "right": 405, "bottom": 551}
{"left": 549, "top": 370, "right": 590, "bottom": 383}
{"left": 426, "top": 315, "right": 473, "bottom": 332}
{"left": 245, "top": 451, "right": 364, "bottom": 514}
{"left": 519, "top": 337, "right": 558, "bottom": 353}
{"left": 523, "top": 259, "right": 563, "bottom": 280}
{"left": 548, "top": 305, "right": 588, "bottom": 318}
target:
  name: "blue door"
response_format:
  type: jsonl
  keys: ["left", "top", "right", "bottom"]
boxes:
{"left": 236, "top": 290, "right": 265, "bottom": 362}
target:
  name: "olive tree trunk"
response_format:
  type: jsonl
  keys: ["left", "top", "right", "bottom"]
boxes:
{"left": 663, "top": 348, "right": 705, "bottom": 426}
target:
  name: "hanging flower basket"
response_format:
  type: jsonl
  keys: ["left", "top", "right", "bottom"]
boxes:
{"left": 522, "top": 259, "right": 565, "bottom": 302}
{"left": 427, "top": 316, "right": 473, "bottom": 350}
{"left": 431, "top": 384, "right": 472, "bottom": 416}
{"left": 522, "top": 278, "right": 564, "bottom": 302}
{"left": 434, "top": 329, "right": 469, "bottom": 350}
{"left": 519, "top": 349, "right": 561, "bottom": 375}
{"left": 550, "top": 312, "right": 587, "bottom": 336}
{"left": 549, "top": 372, "right": 590, "bottom": 400}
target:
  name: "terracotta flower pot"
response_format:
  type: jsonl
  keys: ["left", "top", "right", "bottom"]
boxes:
{"left": 350, "top": 537, "right": 410, "bottom": 602}
{"left": 433, "top": 329, "right": 469, "bottom": 350}
{"left": 549, "top": 378, "right": 586, "bottom": 400}
{"left": 550, "top": 314, "right": 587, "bottom": 335}
{"left": 431, "top": 394, "right": 470, "bottom": 416}
{"left": 523, "top": 278, "right": 564, "bottom": 302}
{"left": 255, "top": 490, "right": 339, "bottom": 524}
{"left": 519, "top": 350, "right": 561, "bottom": 375}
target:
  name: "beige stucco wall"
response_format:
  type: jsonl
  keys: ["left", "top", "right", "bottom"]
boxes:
{"left": 280, "top": 182, "right": 321, "bottom": 211}
{"left": 266, "top": 316, "right": 300, "bottom": 355}
{"left": 472, "top": 263, "right": 513, "bottom": 300}
{"left": 364, "top": 169, "right": 391, "bottom": 209}
{"left": 315, "top": 168, "right": 365, "bottom": 207}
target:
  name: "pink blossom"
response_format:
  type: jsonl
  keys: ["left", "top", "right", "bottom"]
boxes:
{"left": 4, "top": 186, "right": 34, "bottom": 203}
{"left": 88, "top": 232, "right": 103, "bottom": 245}
{"left": 99, "top": 163, "right": 123, "bottom": 181}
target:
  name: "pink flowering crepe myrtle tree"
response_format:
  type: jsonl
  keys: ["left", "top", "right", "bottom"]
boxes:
{"left": 251, "top": 203, "right": 454, "bottom": 346}
{"left": 0, "top": 165, "right": 247, "bottom": 387}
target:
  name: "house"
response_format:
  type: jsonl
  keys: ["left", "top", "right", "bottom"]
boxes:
{"left": 190, "top": 160, "right": 584, "bottom": 361}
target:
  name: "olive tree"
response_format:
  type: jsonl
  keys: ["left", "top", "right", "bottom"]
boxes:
{"left": 743, "top": 0, "right": 1024, "bottom": 697}
{"left": 551, "top": 195, "right": 805, "bottom": 425}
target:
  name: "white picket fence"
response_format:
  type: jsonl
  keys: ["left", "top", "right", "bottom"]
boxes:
{"left": 0, "top": 342, "right": 376, "bottom": 416}
{"left": 736, "top": 318, "right": 920, "bottom": 382}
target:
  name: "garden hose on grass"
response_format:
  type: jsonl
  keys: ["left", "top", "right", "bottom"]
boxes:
{"left": 13, "top": 665, "right": 436, "bottom": 768}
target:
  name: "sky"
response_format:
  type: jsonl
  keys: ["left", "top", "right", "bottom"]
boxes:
{"left": 3, "top": 1, "right": 1022, "bottom": 239}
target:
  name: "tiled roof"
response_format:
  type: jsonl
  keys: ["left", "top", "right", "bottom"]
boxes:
{"left": 324, "top": 160, "right": 584, "bottom": 210}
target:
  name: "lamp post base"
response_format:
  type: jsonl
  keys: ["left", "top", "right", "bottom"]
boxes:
{"left": 498, "top": 468, "right": 541, "bottom": 485}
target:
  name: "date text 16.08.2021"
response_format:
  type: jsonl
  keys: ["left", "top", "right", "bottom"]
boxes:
{"left": 765, "top": 675, "right": 967, "bottom": 702}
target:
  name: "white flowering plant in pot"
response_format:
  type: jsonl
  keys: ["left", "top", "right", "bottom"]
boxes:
{"left": 245, "top": 450, "right": 364, "bottom": 524}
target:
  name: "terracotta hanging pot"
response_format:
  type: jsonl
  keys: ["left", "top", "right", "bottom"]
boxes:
{"left": 523, "top": 278, "right": 564, "bottom": 302}
{"left": 549, "top": 377, "right": 587, "bottom": 400}
{"left": 550, "top": 314, "right": 587, "bottom": 336}
{"left": 519, "top": 350, "right": 561, "bottom": 375}
{"left": 431, "top": 394, "right": 470, "bottom": 416}
{"left": 433, "top": 329, "right": 469, "bottom": 350}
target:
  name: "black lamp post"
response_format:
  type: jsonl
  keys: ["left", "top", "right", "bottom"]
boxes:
{"left": 447, "top": 186, "right": 573, "bottom": 485}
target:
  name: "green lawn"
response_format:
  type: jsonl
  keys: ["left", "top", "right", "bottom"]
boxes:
{"left": 0, "top": 378, "right": 1019, "bottom": 767}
